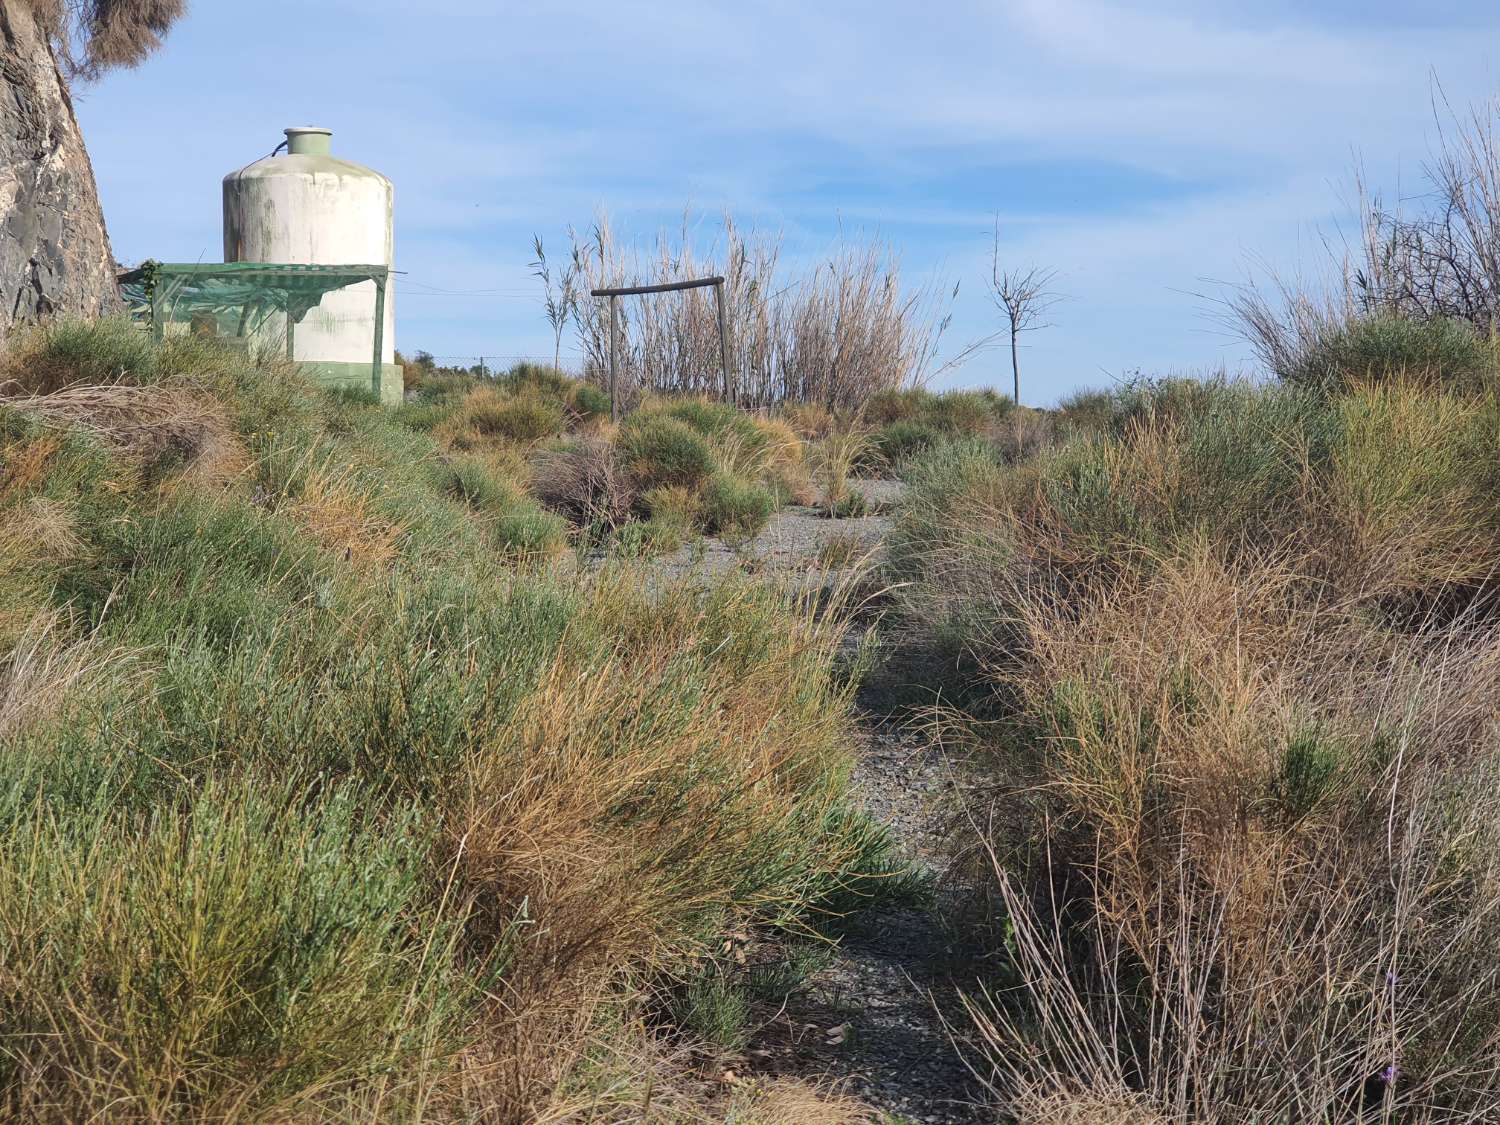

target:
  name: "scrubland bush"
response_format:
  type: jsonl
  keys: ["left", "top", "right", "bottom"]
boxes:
{"left": 889, "top": 369, "right": 1500, "bottom": 1121}
{"left": 870, "top": 418, "right": 942, "bottom": 466}
{"left": 617, "top": 412, "right": 717, "bottom": 492}
{"left": 1283, "top": 314, "right": 1496, "bottom": 393}
{"left": 0, "top": 321, "right": 896, "bottom": 1120}
{"left": 702, "top": 472, "right": 775, "bottom": 542}
{"left": 859, "top": 386, "right": 1019, "bottom": 474}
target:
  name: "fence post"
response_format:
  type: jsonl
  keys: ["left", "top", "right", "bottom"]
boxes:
{"left": 609, "top": 295, "right": 619, "bottom": 424}
{"left": 715, "top": 281, "right": 733, "bottom": 406}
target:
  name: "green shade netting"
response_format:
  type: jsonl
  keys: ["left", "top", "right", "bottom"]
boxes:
{"left": 117, "top": 262, "right": 390, "bottom": 353}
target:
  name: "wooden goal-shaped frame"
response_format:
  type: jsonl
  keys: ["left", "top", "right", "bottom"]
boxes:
{"left": 589, "top": 275, "right": 732, "bottom": 422}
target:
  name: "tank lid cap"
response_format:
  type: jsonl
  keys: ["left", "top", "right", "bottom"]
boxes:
{"left": 284, "top": 127, "right": 332, "bottom": 156}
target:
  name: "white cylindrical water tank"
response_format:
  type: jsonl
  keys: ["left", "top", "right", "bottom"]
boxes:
{"left": 223, "top": 126, "right": 399, "bottom": 402}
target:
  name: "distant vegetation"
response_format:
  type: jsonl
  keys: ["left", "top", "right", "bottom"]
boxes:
{"left": 564, "top": 211, "right": 955, "bottom": 410}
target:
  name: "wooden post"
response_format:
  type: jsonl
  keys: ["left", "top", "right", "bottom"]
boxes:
{"left": 714, "top": 280, "right": 733, "bottom": 406}
{"left": 608, "top": 294, "right": 619, "bottom": 424}
{"left": 286, "top": 312, "right": 296, "bottom": 360}
{"left": 589, "top": 276, "right": 728, "bottom": 413}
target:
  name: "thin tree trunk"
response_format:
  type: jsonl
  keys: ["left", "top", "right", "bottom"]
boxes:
{"left": 0, "top": 0, "right": 119, "bottom": 346}
{"left": 1010, "top": 330, "right": 1020, "bottom": 404}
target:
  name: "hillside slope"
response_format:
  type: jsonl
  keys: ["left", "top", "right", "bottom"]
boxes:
{"left": 0, "top": 322, "right": 898, "bottom": 1122}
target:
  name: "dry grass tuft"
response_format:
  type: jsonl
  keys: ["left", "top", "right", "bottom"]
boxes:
{"left": 287, "top": 461, "right": 406, "bottom": 568}
{"left": 530, "top": 437, "right": 635, "bottom": 528}
{"left": 3, "top": 384, "right": 247, "bottom": 485}
{"left": 723, "top": 1077, "right": 881, "bottom": 1123}
{"left": 0, "top": 612, "right": 136, "bottom": 741}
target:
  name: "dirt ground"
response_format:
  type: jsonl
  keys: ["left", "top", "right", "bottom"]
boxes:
{"left": 636, "top": 479, "right": 992, "bottom": 1123}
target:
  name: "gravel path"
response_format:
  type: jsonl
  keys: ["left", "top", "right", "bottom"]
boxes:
{"left": 665, "top": 479, "right": 988, "bottom": 1122}
{"left": 744, "top": 706, "right": 987, "bottom": 1123}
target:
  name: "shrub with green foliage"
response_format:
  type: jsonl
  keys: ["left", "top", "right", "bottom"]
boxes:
{"left": 1284, "top": 314, "right": 1496, "bottom": 393}
{"left": 570, "top": 381, "right": 612, "bottom": 420}
{"left": 872, "top": 419, "right": 943, "bottom": 467}
{"left": 888, "top": 370, "right": 1500, "bottom": 1122}
{"left": 701, "top": 472, "right": 775, "bottom": 542}
{"left": 617, "top": 413, "right": 717, "bottom": 491}
{"left": 467, "top": 392, "right": 565, "bottom": 443}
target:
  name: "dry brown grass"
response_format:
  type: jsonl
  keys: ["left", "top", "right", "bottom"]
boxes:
{"left": 0, "top": 611, "right": 136, "bottom": 741}
{"left": 433, "top": 577, "right": 861, "bottom": 1117}
{"left": 949, "top": 542, "right": 1500, "bottom": 1120}
{"left": 287, "top": 461, "right": 406, "bottom": 569}
{"left": 810, "top": 426, "right": 872, "bottom": 511}
{"left": 530, "top": 436, "right": 635, "bottom": 528}
{"left": 779, "top": 401, "right": 835, "bottom": 441}
{"left": 3, "top": 384, "right": 247, "bottom": 486}
{"left": 0, "top": 435, "right": 62, "bottom": 501}
{"left": 887, "top": 374, "right": 1500, "bottom": 1120}
{"left": 722, "top": 1078, "right": 880, "bottom": 1123}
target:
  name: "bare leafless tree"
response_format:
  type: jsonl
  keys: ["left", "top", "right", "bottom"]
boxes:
{"left": 988, "top": 219, "right": 1062, "bottom": 405}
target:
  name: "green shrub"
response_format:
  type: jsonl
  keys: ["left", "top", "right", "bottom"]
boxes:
{"left": 618, "top": 415, "right": 716, "bottom": 491}
{"left": 5, "top": 317, "right": 160, "bottom": 392}
{"left": 443, "top": 456, "right": 517, "bottom": 512}
{"left": 669, "top": 971, "right": 751, "bottom": 1051}
{"left": 866, "top": 387, "right": 934, "bottom": 425}
{"left": 641, "top": 484, "right": 700, "bottom": 552}
{"left": 702, "top": 473, "right": 774, "bottom": 542}
{"left": 498, "top": 361, "right": 573, "bottom": 399}
{"left": 830, "top": 489, "right": 868, "bottom": 519}
{"left": 468, "top": 394, "right": 565, "bottom": 443}
{"left": 0, "top": 778, "right": 462, "bottom": 1117}
{"left": 927, "top": 388, "right": 1012, "bottom": 434}
{"left": 660, "top": 397, "right": 753, "bottom": 440}
{"left": 872, "top": 419, "right": 943, "bottom": 467}
{"left": 0, "top": 321, "right": 904, "bottom": 1117}
{"left": 1055, "top": 387, "right": 1119, "bottom": 435}
{"left": 1285, "top": 315, "right": 1495, "bottom": 393}
{"left": 493, "top": 504, "right": 568, "bottom": 557}
{"left": 570, "top": 382, "right": 612, "bottom": 420}
{"left": 394, "top": 399, "right": 455, "bottom": 432}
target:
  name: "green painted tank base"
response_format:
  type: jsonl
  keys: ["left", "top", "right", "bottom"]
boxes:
{"left": 297, "top": 361, "right": 405, "bottom": 406}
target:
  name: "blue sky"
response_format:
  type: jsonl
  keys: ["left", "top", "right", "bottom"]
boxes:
{"left": 79, "top": 1, "right": 1500, "bottom": 403}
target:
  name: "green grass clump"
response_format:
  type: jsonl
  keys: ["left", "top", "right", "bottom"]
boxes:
{"left": 640, "top": 484, "right": 700, "bottom": 553}
{"left": 570, "top": 381, "right": 612, "bottom": 420}
{"left": 467, "top": 392, "right": 565, "bottom": 443}
{"left": 493, "top": 503, "right": 568, "bottom": 558}
{"left": 830, "top": 489, "right": 868, "bottom": 519}
{"left": 871, "top": 419, "right": 943, "bottom": 467}
{"left": 702, "top": 473, "right": 774, "bottom": 542}
{"left": 618, "top": 414, "right": 716, "bottom": 491}
{"left": 669, "top": 972, "right": 752, "bottom": 1052}
{"left": 1284, "top": 314, "right": 1496, "bottom": 393}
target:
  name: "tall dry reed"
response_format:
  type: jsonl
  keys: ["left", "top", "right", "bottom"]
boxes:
{"left": 568, "top": 211, "right": 950, "bottom": 409}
